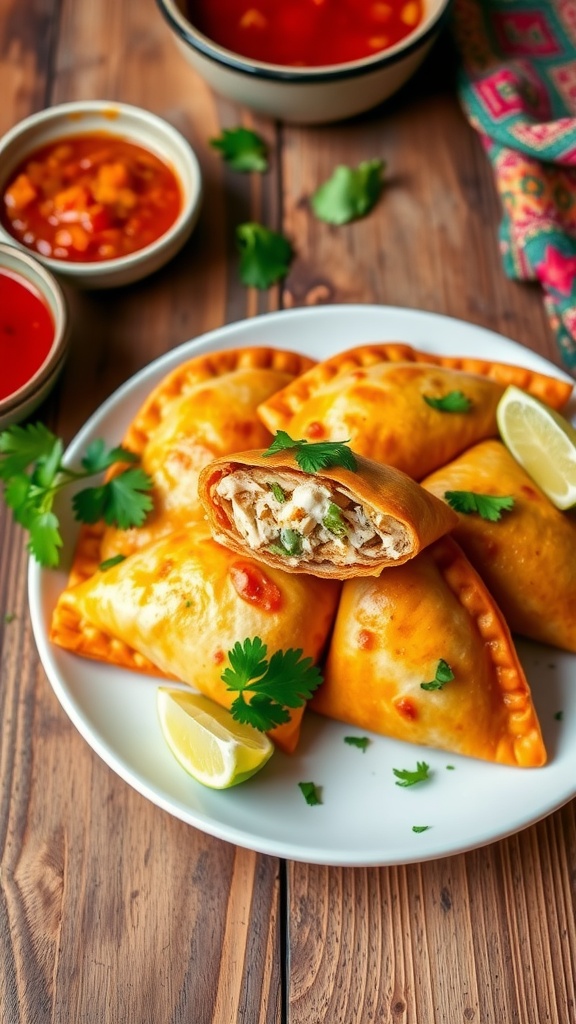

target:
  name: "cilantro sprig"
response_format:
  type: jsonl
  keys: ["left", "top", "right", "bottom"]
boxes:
{"left": 298, "top": 781, "right": 322, "bottom": 806}
{"left": 263, "top": 430, "right": 358, "bottom": 473}
{"left": 0, "top": 423, "right": 153, "bottom": 567}
{"left": 421, "top": 659, "right": 454, "bottom": 692}
{"left": 393, "top": 761, "right": 431, "bottom": 787}
{"left": 236, "top": 222, "right": 293, "bottom": 289}
{"left": 445, "top": 490, "right": 515, "bottom": 522}
{"left": 221, "top": 637, "right": 323, "bottom": 732}
{"left": 210, "top": 127, "right": 268, "bottom": 172}
{"left": 423, "top": 391, "right": 472, "bottom": 413}
{"left": 311, "top": 159, "right": 385, "bottom": 225}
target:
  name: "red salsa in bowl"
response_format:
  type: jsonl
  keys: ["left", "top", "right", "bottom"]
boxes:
{"left": 0, "top": 133, "right": 182, "bottom": 264}
{"left": 0, "top": 268, "right": 55, "bottom": 400}
{"left": 185, "top": 0, "right": 424, "bottom": 66}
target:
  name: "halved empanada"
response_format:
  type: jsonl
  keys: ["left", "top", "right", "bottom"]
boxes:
{"left": 257, "top": 344, "right": 573, "bottom": 480}
{"left": 422, "top": 439, "right": 576, "bottom": 652}
{"left": 198, "top": 448, "right": 458, "bottom": 578}
{"left": 96, "top": 346, "right": 316, "bottom": 568}
{"left": 311, "top": 536, "right": 546, "bottom": 767}
{"left": 51, "top": 522, "right": 341, "bottom": 753}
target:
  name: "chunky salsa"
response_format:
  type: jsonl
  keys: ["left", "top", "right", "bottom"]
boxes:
{"left": 0, "top": 269, "right": 55, "bottom": 399}
{"left": 187, "top": 0, "right": 424, "bottom": 67}
{"left": 1, "top": 133, "right": 182, "bottom": 263}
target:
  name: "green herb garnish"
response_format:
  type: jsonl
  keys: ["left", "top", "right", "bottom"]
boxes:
{"left": 423, "top": 391, "right": 472, "bottom": 413}
{"left": 446, "top": 765, "right": 455, "bottom": 770}
{"left": 269, "top": 481, "right": 286, "bottom": 503}
{"left": 210, "top": 127, "right": 268, "bottom": 172}
{"left": 412, "top": 825, "right": 430, "bottom": 833}
{"left": 311, "top": 159, "right": 385, "bottom": 225}
{"left": 554, "top": 711, "right": 564, "bottom": 721}
{"left": 344, "top": 736, "right": 370, "bottom": 753}
{"left": 0, "top": 423, "right": 153, "bottom": 567}
{"left": 263, "top": 430, "right": 357, "bottom": 474}
{"left": 393, "top": 761, "right": 431, "bottom": 787}
{"left": 420, "top": 659, "right": 454, "bottom": 692}
{"left": 221, "top": 637, "right": 322, "bottom": 732}
{"left": 444, "top": 490, "right": 515, "bottom": 522}
{"left": 323, "top": 502, "right": 347, "bottom": 536}
{"left": 98, "top": 554, "right": 126, "bottom": 572}
{"left": 236, "top": 222, "right": 293, "bottom": 289}
{"left": 298, "top": 781, "right": 322, "bottom": 806}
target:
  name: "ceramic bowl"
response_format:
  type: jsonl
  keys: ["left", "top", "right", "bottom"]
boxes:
{"left": 156, "top": 0, "right": 452, "bottom": 124}
{"left": 0, "top": 243, "right": 70, "bottom": 428}
{"left": 0, "top": 101, "right": 203, "bottom": 289}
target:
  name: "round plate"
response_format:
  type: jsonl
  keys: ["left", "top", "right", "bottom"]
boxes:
{"left": 28, "top": 305, "right": 576, "bottom": 866}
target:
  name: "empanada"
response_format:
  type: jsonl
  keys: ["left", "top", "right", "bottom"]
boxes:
{"left": 97, "top": 346, "right": 315, "bottom": 566}
{"left": 51, "top": 522, "right": 341, "bottom": 753}
{"left": 311, "top": 536, "right": 546, "bottom": 767}
{"left": 422, "top": 440, "right": 576, "bottom": 652}
{"left": 257, "top": 344, "right": 573, "bottom": 480}
{"left": 198, "top": 448, "right": 458, "bottom": 579}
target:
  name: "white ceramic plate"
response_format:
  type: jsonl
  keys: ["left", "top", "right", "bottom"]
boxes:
{"left": 28, "top": 305, "right": 576, "bottom": 866}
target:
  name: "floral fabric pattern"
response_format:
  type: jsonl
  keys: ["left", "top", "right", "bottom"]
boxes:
{"left": 454, "top": 0, "right": 576, "bottom": 370}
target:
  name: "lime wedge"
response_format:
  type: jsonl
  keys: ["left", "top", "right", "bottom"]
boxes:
{"left": 496, "top": 385, "right": 576, "bottom": 510}
{"left": 157, "top": 688, "right": 274, "bottom": 789}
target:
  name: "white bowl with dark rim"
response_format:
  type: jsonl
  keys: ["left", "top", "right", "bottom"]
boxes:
{"left": 0, "top": 101, "right": 203, "bottom": 289}
{"left": 156, "top": 0, "right": 452, "bottom": 124}
{"left": 0, "top": 243, "right": 70, "bottom": 428}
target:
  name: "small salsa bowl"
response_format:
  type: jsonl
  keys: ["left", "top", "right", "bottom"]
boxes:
{"left": 156, "top": 0, "right": 452, "bottom": 124}
{"left": 0, "top": 101, "right": 203, "bottom": 289}
{"left": 0, "top": 243, "right": 69, "bottom": 428}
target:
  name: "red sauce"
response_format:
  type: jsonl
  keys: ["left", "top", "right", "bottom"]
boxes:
{"left": 0, "top": 269, "right": 55, "bottom": 399}
{"left": 1, "top": 133, "right": 182, "bottom": 263}
{"left": 229, "top": 561, "right": 283, "bottom": 612}
{"left": 187, "top": 0, "right": 423, "bottom": 67}
{"left": 394, "top": 696, "right": 418, "bottom": 721}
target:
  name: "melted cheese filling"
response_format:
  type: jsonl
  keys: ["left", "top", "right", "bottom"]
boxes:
{"left": 214, "top": 468, "right": 410, "bottom": 565}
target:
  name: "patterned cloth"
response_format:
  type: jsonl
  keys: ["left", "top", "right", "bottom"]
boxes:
{"left": 453, "top": 0, "right": 576, "bottom": 371}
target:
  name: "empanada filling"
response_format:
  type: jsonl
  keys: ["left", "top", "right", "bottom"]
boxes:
{"left": 213, "top": 468, "right": 411, "bottom": 565}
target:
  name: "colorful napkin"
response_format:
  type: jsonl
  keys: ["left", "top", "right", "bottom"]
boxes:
{"left": 453, "top": 0, "right": 576, "bottom": 372}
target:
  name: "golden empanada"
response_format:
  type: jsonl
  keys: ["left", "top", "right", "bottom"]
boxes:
{"left": 97, "top": 346, "right": 316, "bottom": 566}
{"left": 51, "top": 522, "right": 341, "bottom": 753}
{"left": 311, "top": 536, "right": 546, "bottom": 767}
{"left": 257, "top": 344, "right": 573, "bottom": 480}
{"left": 198, "top": 448, "right": 458, "bottom": 578}
{"left": 422, "top": 439, "right": 576, "bottom": 652}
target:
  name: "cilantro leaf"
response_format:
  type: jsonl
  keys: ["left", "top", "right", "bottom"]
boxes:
{"left": 393, "top": 761, "right": 431, "bottom": 787}
{"left": 0, "top": 422, "right": 154, "bottom": 567}
{"left": 298, "top": 781, "right": 322, "bottom": 806}
{"left": 421, "top": 658, "right": 455, "bottom": 691}
{"left": 311, "top": 159, "right": 385, "bottom": 225}
{"left": 323, "top": 502, "right": 347, "bottom": 536}
{"left": 262, "top": 431, "right": 357, "bottom": 473}
{"left": 222, "top": 637, "right": 323, "bottom": 732}
{"left": 99, "top": 554, "right": 127, "bottom": 571}
{"left": 344, "top": 736, "right": 370, "bottom": 752}
{"left": 412, "top": 825, "right": 430, "bottom": 833}
{"left": 211, "top": 127, "right": 268, "bottom": 172}
{"left": 444, "top": 491, "right": 515, "bottom": 522}
{"left": 236, "top": 222, "right": 293, "bottom": 289}
{"left": 423, "top": 391, "right": 472, "bottom": 413}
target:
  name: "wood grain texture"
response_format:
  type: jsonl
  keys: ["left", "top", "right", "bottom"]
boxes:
{"left": 0, "top": 1, "right": 575, "bottom": 1022}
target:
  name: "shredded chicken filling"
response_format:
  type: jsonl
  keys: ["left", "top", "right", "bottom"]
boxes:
{"left": 214, "top": 469, "right": 410, "bottom": 564}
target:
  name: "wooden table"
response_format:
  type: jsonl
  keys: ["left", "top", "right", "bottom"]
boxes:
{"left": 1, "top": 1, "right": 575, "bottom": 1021}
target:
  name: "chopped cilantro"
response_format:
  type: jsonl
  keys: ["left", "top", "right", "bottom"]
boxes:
{"left": 446, "top": 765, "right": 455, "bottom": 770}
{"left": 393, "top": 761, "right": 431, "bottom": 787}
{"left": 298, "top": 781, "right": 322, "bottom": 806}
{"left": 412, "top": 825, "right": 431, "bottom": 834}
{"left": 344, "top": 736, "right": 370, "bottom": 752}
{"left": 236, "top": 222, "right": 293, "bottom": 289}
{"left": 210, "top": 127, "right": 268, "bottom": 172}
{"left": 99, "top": 554, "right": 126, "bottom": 571}
{"left": 311, "top": 159, "right": 385, "bottom": 225}
{"left": 421, "top": 659, "right": 454, "bottom": 692}
{"left": 263, "top": 430, "right": 357, "bottom": 473}
{"left": 423, "top": 391, "right": 472, "bottom": 413}
{"left": 444, "top": 491, "right": 515, "bottom": 522}
{"left": 0, "top": 422, "right": 153, "bottom": 568}
{"left": 221, "top": 637, "right": 322, "bottom": 731}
